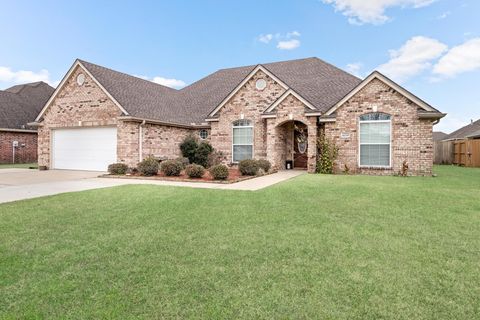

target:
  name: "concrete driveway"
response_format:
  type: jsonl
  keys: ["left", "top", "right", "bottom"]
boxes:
{"left": 0, "top": 169, "right": 305, "bottom": 204}
{"left": 0, "top": 169, "right": 118, "bottom": 204}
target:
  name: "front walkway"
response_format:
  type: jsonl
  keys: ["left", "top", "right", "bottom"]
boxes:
{"left": 0, "top": 169, "right": 305, "bottom": 204}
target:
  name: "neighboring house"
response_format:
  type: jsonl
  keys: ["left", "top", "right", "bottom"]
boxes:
{"left": 433, "top": 131, "right": 448, "bottom": 142}
{"left": 442, "top": 119, "right": 480, "bottom": 141}
{"left": 0, "top": 82, "right": 54, "bottom": 164}
{"left": 32, "top": 58, "right": 445, "bottom": 175}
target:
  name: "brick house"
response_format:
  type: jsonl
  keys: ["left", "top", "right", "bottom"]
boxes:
{"left": 0, "top": 82, "right": 54, "bottom": 164}
{"left": 33, "top": 58, "right": 445, "bottom": 175}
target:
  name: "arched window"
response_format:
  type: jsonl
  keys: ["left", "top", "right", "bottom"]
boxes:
{"left": 232, "top": 119, "right": 253, "bottom": 162}
{"left": 359, "top": 113, "right": 391, "bottom": 167}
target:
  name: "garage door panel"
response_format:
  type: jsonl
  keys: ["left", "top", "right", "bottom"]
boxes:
{"left": 52, "top": 127, "right": 117, "bottom": 171}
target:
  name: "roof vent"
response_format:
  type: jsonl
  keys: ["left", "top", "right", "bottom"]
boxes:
{"left": 76, "top": 73, "right": 85, "bottom": 86}
{"left": 255, "top": 79, "right": 267, "bottom": 91}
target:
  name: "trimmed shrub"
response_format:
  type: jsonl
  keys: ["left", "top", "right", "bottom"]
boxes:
{"left": 194, "top": 141, "right": 214, "bottom": 168}
{"left": 207, "top": 150, "right": 224, "bottom": 168}
{"left": 138, "top": 156, "right": 159, "bottom": 176}
{"left": 180, "top": 135, "right": 198, "bottom": 164}
{"left": 176, "top": 157, "right": 190, "bottom": 169}
{"left": 108, "top": 163, "right": 129, "bottom": 175}
{"left": 239, "top": 159, "right": 258, "bottom": 176}
{"left": 256, "top": 159, "right": 271, "bottom": 173}
{"left": 209, "top": 164, "right": 229, "bottom": 180}
{"left": 185, "top": 164, "right": 205, "bottom": 178}
{"left": 160, "top": 160, "right": 183, "bottom": 176}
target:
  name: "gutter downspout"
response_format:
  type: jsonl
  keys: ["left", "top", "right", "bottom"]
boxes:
{"left": 139, "top": 120, "right": 146, "bottom": 162}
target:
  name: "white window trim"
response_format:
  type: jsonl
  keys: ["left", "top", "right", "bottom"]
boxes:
{"left": 358, "top": 118, "right": 392, "bottom": 169}
{"left": 232, "top": 120, "right": 254, "bottom": 163}
{"left": 199, "top": 129, "right": 208, "bottom": 140}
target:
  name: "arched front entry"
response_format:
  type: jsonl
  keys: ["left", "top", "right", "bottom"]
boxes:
{"left": 274, "top": 120, "right": 309, "bottom": 170}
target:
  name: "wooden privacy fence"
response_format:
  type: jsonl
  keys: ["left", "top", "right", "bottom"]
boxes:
{"left": 453, "top": 139, "right": 480, "bottom": 167}
{"left": 434, "top": 140, "right": 454, "bottom": 164}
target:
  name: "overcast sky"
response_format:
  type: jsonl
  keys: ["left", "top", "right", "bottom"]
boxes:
{"left": 0, "top": 0, "right": 479, "bottom": 133}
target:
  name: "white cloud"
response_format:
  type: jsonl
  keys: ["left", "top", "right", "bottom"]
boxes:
{"left": 286, "top": 31, "right": 301, "bottom": 38}
{"left": 0, "top": 66, "right": 58, "bottom": 87}
{"left": 432, "top": 38, "right": 480, "bottom": 78}
{"left": 151, "top": 76, "right": 186, "bottom": 88}
{"left": 322, "top": 0, "right": 436, "bottom": 25}
{"left": 258, "top": 34, "right": 273, "bottom": 44}
{"left": 136, "top": 74, "right": 185, "bottom": 89}
{"left": 436, "top": 11, "right": 450, "bottom": 19}
{"left": 257, "top": 31, "right": 301, "bottom": 50}
{"left": 277, "top": 39, "right": 301, "bottom": 50}
{"left": 377, "top": 36, "right": 447, "bottom": 82}
{"left": 346, "top": 62, "right": 363, "bottom": 77}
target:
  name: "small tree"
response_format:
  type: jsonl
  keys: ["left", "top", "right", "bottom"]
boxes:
{"left": 316, "top": 133, "right": 338, "bottom": 174}
{"left": 194, "top": 141, "right": 213, "bottom": 168}
{"left": 180, "top": 135, "right": 198, "bottom": 164}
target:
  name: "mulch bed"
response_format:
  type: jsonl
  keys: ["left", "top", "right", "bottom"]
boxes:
{"left": 101, "top": 168, "right": 257, "bottom": 184}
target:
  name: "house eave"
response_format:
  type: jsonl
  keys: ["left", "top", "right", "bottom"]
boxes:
{"left": 418, "top": 112, "right": 447, "bottom": 119}
{"left": 118, "top": 116, "right": 210, "bottom": 129}
{"left": 0, "top": 128, "right": 37, "bottom": 133}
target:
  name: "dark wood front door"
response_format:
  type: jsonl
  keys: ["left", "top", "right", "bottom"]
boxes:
{"left": 294, "top": 129, "right": 308, "bottom": 169}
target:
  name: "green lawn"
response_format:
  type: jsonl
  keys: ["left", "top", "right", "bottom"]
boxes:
{"left": 0, "top": 162, "right": 37, "bottom": 169}
{"left": 0, "top": 166, "right": 479, "bottom": 319}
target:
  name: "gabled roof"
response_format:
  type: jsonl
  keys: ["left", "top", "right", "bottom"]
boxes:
{"left": 324, "top": 71, "right": 442, "bottom": 117}
{"left": 0, "top": 82, "right": 54, "bottom": 130}
{"left": 433, "top": 131, "right": 448, "bottom": 141}
{"left": 443, "top": 119, "right": 480, "bottom": 140}
{"left": 35, "top": 57, "right": 441, "bottom": 127}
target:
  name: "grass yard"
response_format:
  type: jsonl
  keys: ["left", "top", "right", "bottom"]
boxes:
{"left": 0, "top": 166, "right": 479, "bottom": 319}
{"left": 0, "top": 163, "right": 37, "bottom": 169}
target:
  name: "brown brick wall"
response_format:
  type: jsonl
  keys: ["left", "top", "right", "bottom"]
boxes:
{"left": 324, "top": 79, "right": 434, "bottom": 176}
{"left": 38, "top": 66, "right": 123, "bottom": 168}
{"left": 118, "top": 122, "right": 196, "bottom": 167}
{"left": 265, "top": 94, "right": 318, "bottom": 172}
{"left": 0, "top": 131, "right": 37, "bottom": 164}
{"left": 210, "top": 70, "right": 286, "bottom": 164}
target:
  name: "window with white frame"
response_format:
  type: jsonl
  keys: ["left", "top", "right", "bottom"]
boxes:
{"left": 232, "top": 119, "right": 253, "bottom": 162}
{"left": 359, "top": 112, "right": 391, "bottom": 167}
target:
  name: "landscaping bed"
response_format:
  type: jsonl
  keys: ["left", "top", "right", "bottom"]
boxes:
{"left": 102, "top": 168, "right": 259, "bottom": 184}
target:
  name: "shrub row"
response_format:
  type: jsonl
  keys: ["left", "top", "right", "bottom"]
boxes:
{"left": 238, "top": 159, "right": 271, "bottom": 176}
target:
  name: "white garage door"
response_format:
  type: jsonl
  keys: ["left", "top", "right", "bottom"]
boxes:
{"left": 52, "top": 127, "right": 117, "bottom": 171}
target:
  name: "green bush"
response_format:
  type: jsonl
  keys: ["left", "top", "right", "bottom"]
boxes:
{"left": 239, "top": 159, "right": 258, "bottom": 176}
{"left": 256, "top": 159, "right": 271, "bottom": 173}
{"left": 316, "top": 134, "right": 338, "bottom": 174}
{"left": 194, "top": 141, "right": 214, "bottom": 168}
{"left": 107, "top": 163, "right": 129, "bottom": 175}
{"left": 209, "top": 164, "right": 229, "bottom": 180}
{"left": 207, "top": 150, "right": 224, "bottom": 168}
{"left": 185, "top": 164, "right": 205, "bottom": 178}
{"left": 160, "top": 160, "right": 183, "bottom": 176}
{"left": 137, "top": 156, "right": 159, "bottom": 176}
{"left": 175, "top": 157, "right": 190, "bottom": 169}
{"left": 180, "top": 135, "right": 198, "bottom": 164}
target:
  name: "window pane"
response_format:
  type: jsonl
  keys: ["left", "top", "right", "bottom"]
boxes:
{"left": 360, "top": 122, "right": 390, "bottom": 144}
{"left": 233, "top": 145, "right": 253, "bottom": 162}
{"left": 233, "top": 127, "right": 253, "bottom": 144}
{"left": 360, "top": 113, "right": 391, "bottom": 121}
{"left": 360, "top": 145, "right": 390, "bottom": 166}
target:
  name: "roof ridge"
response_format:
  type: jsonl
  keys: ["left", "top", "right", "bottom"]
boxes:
{"left": 77, "top": 59, "right": 179, "bottom": 92}
{"left": 4, "top": 81, "right": 50, "bottom": 94}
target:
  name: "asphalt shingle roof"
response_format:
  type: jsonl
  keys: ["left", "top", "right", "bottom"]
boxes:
{"left": 433, "top": 131, "right": 448, "bottom": 141}
{"left": 443, "top": 119, "right": 480, "bottom": 140}
{"left": 0, "top": 82, "right": 54, "bottom": 129}
{"left": 80, "top": 57, "right": 362, "bottom": 125}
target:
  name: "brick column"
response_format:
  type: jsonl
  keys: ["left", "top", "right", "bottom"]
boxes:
{"left": 265, "top": 118, "right": 278, "bottom": 170}
{"left": 307, "top": 117, "right": 318, "bottom": 173}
